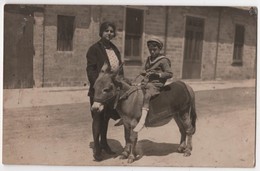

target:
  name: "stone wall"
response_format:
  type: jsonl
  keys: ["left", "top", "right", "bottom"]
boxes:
{"left": 41, "top": 5, "right": 94, "bottom": 87}
{"left": 32, "top": 5, "right": 256, "bottom": 88}
{"left": 216, "top": 8, "right": 257, "bottom": 79}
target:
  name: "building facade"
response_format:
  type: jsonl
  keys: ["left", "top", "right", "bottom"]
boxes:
{"left": 4, "top": 5, "right": 257, "bottom": 89}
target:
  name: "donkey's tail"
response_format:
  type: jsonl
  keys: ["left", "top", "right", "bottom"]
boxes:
{"left": 185, "top": 83, "right": 197, "bottom": 134}
{"left": 190, "top": 95, "right": 197, "bottom": 134}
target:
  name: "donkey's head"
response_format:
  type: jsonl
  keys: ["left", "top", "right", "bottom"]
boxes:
{"left": 92, "top": 62, "right": 123, "bottom": 112}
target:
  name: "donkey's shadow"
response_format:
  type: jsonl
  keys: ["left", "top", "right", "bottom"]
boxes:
{"left": 90, "top": 139, "right": 179, "bottom": 161}
{"left": 136, "top": 139, "right": 179, "bottom": 158}
{"left": 89, "top": 139, "right": 123, "bottom": 161}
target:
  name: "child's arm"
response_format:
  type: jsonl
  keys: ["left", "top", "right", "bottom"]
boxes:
{"left": 159, "top": 58, "right": 173, "bottom": 79}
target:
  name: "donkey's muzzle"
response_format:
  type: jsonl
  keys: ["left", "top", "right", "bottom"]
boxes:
{"left": 91, "top": 102, "right": 104, "bottom": 113}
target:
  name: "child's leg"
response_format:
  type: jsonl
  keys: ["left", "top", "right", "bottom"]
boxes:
{"left": 133, "top": 107, "right": 149, "bottom": 132}
{"left": 143, "top": 92, "right": 152, "bottom": 109}
{"left": 133, "top": 86, "right": 153, "bottom": 132}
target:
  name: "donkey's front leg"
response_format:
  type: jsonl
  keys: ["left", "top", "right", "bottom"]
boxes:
{"left": 120, "top": 124, "right": 131, "bottom": 159}
{"left": 127, "top": 130, "right": 138, "bottom": 163}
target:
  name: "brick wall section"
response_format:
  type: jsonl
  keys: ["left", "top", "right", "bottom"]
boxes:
{"left": 166, "top": 7, "right": 220, "bottom": 80}
{"left": 43, "top": 5, "right": 94, "bottom": 87}
{"left": 166, "top": 7, "right": 186, "bottom": 80}
{"left": 200, "top": 8, "right": 219, "bottom": 80}
{"left": 33, "top": 12, "right": 44, "bottom": 87}
{"left": 36, "top": 5, "right": 256, "bottom": 87}
{"left": 216, "top": 8, "right": 257, "bottom": 79}
{"left": 164, "top": 6, "right": 256, "bottom": 80}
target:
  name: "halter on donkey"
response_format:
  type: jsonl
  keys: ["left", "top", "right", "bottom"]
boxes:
{"left": 92, "top": 63, "right": 197, "bottom": 163}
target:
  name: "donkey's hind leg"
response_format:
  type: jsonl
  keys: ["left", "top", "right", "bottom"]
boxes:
{"left": 181, "top": 109, "right": 195, "bottom": 157}
{"left": 173, "top": 115, "right": 187, "bottom": 153}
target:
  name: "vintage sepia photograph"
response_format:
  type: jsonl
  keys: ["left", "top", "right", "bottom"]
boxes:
{"left": 1, "top": 1, "right": 257, "bottom": 169}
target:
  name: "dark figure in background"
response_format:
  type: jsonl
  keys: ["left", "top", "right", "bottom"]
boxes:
{"left": 86, "top": 21, "right": 123, "bottom": 161}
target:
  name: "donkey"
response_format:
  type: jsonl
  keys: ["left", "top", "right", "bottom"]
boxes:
{"left": 91, "top": 63, "right": 197, "bottom": 163}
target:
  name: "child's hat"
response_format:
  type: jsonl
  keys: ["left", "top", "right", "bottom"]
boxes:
{"left": 147, "top": 38, "right": 163, "bottom": 49}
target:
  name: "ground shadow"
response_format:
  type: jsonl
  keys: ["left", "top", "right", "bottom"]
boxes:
{"left": 90, "top": 139, "right": 180, "bottom": 162}
{"left": 136, "top": 139, "right": 179, "bottom": 160}
{"left": 89, "top": 139, "right": 124, "bottom": 161}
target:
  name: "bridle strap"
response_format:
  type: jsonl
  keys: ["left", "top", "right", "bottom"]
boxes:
{"left": 119, "top": 86, "right": 141, "bottom": 100}
{"left": 113, "top": 88, "right": 121, "bottom": 109}
{"left": 113, "top": 86, "right": 141, "bottom": 109}
{"left": 94, "top": 91, "right": 117, "bottom": 104}
{"left": 94, "top": 82, "right": 141, "bottom": 108}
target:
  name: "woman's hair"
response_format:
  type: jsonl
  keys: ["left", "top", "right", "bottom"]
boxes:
{"left": 99, "top": 21, "right": 117, "bottom": 38}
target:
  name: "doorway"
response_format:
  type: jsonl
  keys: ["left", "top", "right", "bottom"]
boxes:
{"left": 182, "top": 16, "right": 204, "bottom": 79}
{"left": 4, "top": 8, "right": 34, "bottom": 88}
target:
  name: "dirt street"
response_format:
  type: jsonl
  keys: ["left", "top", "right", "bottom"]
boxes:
{"left": 2, "top": 87, "right": 256, "bottom": 167}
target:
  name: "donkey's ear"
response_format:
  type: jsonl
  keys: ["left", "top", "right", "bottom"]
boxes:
{"left": 113, "top": 74, "right": 123, "bottom": 88}
{"left": 118, "top": 62, "right": 124, "bottom": 71}
{"left": 112, "top": 62, "right": 124, "bottom": 77}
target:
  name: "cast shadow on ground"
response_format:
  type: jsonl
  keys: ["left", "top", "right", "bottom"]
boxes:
{"left": 135, "top": 139, "right": 179, "bottom": 160}
{"left": 90, "top": 139, "right": 179, "bottom": 161}
{"left": 89, "top": 139, "right": 124, "bottom": 161}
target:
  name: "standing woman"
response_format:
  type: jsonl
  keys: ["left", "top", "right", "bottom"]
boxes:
{"left": 86, "top": 21, "right": 123, "bottom": 161}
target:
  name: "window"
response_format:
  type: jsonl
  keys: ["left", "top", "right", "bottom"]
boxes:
{"left": 57, "top": 15, "right": 75, "bottom": 51}
{"left": 124, "top": 8, "right": 143, "bottom": 65}
{"left": 232, "top": 24, "right": 245, "bottom": 66}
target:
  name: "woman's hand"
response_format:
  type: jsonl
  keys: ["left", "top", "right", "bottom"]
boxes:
{"left": 147, "top": 71, "right": 160, "bottom": 79}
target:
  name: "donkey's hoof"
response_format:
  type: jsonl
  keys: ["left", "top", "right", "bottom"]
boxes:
{"left": 127, "top": 156, "right": 135, "bottom": 163}
{"left": 183, "top": 149, "right": 191, "bottom": 157}
{"left": 119, "top": 151, "right": 129, "bottom": 159}
{"left": 119, "top": 155, "right": 127, "bottom": 159}
{"left": 177, "top": 146, "right": 186, "bottom": 153}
